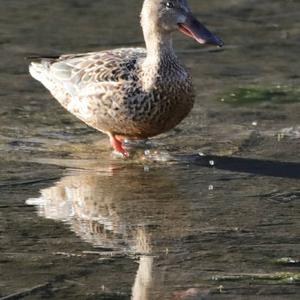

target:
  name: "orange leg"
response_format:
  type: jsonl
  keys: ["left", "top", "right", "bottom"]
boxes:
{"left": 109, "top": 134, "right": 129, "bottom": 158}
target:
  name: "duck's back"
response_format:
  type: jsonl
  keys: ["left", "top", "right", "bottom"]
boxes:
{"left": 30, "top": 47, "right": 194, "bottom": 138}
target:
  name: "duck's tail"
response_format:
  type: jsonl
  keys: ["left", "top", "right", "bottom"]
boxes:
{"left": 28, "top": 57, "right": 57, "bottom": 91}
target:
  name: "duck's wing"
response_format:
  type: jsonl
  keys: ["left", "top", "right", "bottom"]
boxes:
{"left": 29, "top": 48, "right": 146, "bottom": 97}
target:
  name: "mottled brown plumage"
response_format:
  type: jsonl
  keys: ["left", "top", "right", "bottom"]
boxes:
{"left": 29, "top": 0, "right": 223, "bottom": 157}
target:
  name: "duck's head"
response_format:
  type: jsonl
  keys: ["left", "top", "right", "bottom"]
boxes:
{"left": 141, "top": 0, "right": 223, "bottom": 47}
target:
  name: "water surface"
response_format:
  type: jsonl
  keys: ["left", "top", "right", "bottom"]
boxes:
{"left": 0, "top": 0, "right": 299, "bottom": 299}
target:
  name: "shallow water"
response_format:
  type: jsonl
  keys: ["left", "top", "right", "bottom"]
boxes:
{"left": 0, "top": 0, "right": 300, "bottom": 299}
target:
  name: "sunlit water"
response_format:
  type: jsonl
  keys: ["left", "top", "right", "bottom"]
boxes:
{"left": 0, "top": 0, "right": 299, "bottom": 299}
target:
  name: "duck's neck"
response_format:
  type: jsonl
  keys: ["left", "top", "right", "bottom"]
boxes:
{"left": 144, "top": 28, "right": 175, "bottom": 62}
{"left": 141, "top": 25, "right": 178, "bottom": 90}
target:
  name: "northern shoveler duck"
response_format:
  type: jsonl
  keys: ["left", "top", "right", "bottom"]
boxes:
{"left": 29, "top": 0, "right": 223, "bottom": 157}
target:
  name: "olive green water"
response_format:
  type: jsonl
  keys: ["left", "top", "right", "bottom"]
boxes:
{"left": 0, "top": 0, "right": 300, "bottom": 299}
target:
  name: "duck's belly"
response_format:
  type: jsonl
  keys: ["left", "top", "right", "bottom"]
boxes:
{"left": 99, "top": 88, "right": 194, "bottom": 138}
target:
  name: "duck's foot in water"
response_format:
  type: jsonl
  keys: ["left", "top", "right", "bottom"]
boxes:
{"left": 110, "top": 137, "right": 175, "bottom": 161}
{"left": 109, "top": 134, "right": 129, "bottom": 158}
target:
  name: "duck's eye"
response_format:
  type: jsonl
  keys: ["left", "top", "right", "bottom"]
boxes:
{"left": 165, "top": 2, "right": 174, "bottom": 9}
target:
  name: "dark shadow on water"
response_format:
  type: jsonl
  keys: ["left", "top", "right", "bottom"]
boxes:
{"left": 176, "top": 154, "right": 300, "bottom": 179}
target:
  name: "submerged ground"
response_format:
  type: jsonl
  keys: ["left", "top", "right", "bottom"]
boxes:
{"left": 0, "top": 0, "right": 299, "bottom": 299}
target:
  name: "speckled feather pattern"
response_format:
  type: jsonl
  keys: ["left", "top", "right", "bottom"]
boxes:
{"left": 30, "top": 47, "right": 194, "bottom": 139}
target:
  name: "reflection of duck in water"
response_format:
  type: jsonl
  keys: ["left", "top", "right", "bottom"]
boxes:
{"left": 26, "top": 167, "right": 186, "bottom": 299}
{"left": 29, "top": 0, "right": 222, "bottom": 157}
{"left": 27, "top": 171, "right": 154, "bottom": 299}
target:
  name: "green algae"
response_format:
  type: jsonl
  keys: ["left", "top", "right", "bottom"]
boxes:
{"left": 221, "top": 86, "right": 300, "bottom": 106}
{"left": 273, "top": 257, "right": 300, "bottom": 266}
